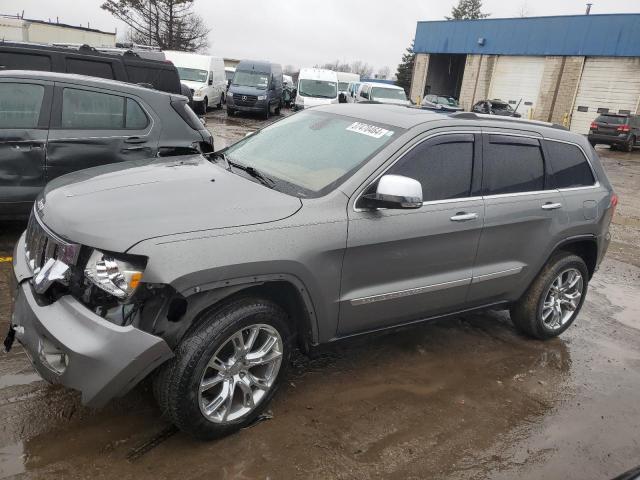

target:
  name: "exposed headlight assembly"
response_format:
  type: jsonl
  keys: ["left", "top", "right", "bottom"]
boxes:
{"left": 84, "top": 250, "right": 145, "bottom": 300}
{"left": 257, "top": 95, "right": 267, "bottom": 101}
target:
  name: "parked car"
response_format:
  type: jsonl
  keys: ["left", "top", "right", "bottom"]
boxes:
{"left": 0, "top": 70, "right": 213, "bottom": 218}
{"left": 588, "top": 112, "right": 639, "bottom": 152}
{"left": 337, "top": 71, "right": 360, "bottom": 103}
{"left": 164, "top": 51, "right": 227, "bottom": 114}
{"left": 227, "top": 60, "right": 283, "bottom": 119}
{"left": 0, "top": 41, "right": 181, "bottom": 94}
{"left": 294, "top": 68, "right": 339, "bottom": 110}
{"left": 357, "top": 82, "right": 411, "bottom": 106}
{"left": 8, "top": 105, "right": 615, "bottom": 440}
{"left": 472, "top": 99, "right": 522, "bottom": 117}
{"left": 421, "top": 94, "right": 463, "bottom": 112}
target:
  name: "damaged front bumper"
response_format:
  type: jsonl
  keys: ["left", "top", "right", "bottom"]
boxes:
{"left": 8, "top": 232, "right": 173, "bottom": 407}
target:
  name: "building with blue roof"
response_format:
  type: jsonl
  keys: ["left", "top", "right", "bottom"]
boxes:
{"left": 409, "top": 14, "right": 640, "bottom": 133}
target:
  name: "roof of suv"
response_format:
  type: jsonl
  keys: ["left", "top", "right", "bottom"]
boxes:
{"left": 315, "top": 103, "right": 572, "bottom": 136}
{"left": 0, "top": 70, "right": 176, "bottom": 98}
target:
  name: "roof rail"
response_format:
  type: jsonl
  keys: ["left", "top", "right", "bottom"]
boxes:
{"left": 449, "top": 111, "right": 568, "bottom": 130}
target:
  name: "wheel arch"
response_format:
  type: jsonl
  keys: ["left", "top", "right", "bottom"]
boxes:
{"left": 159, "top": 274, "right": 319, "bottom": 352}
{"left": 548, "top": 235, "right": 599, "bottom": 279}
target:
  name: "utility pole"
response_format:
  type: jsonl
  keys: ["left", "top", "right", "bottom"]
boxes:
{"left": 586, "top": 3, "right": 593, "bottom": 14}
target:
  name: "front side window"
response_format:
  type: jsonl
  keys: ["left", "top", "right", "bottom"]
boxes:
{"left": 224, "top": 111, "right": 399, "bottom": 197}
{"left": 0, "top": 83, "right": 45, "bottom": 129}
{"left": 387, "top": 134, "right": 474, "bottom": 202}
{"left": 370, "top": 87, "right": 408, "bottom": 102}
{"left": 483, "top": 136, "right": 545, "bottom": 195}
{"left": 545, "top": 141, "right": 595, "bottom": 189}
{"left": 298, "top": 79, "right": 337, "bottom": 99}
{"left": 232, "top": 71, "right": 269, "bottom": 89}
{"left": 176, "top": 67, "right": 208, "bottom": 83}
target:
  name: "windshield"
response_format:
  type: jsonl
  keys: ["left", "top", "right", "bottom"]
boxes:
{"left": 338, "top": 82, "right": 349, "bottom": 91}
{"left": 298, "top": 79, "right": 337, "bottom": 98}
{"left": 435, "top": 96, "right": 458, "bottom": 106}
{"left": 176, "top": 67, "right": 208, "bottom": 83}
{"left": 371, "top": 87, "right": 408, "bottom": 102}
{"left": 232, "top": 70, "right": 269, "bottom": 89}
{"left": 596, "top": 115, "right": 626, "bottom": 125}
{"left": 224, "top": 111, "right": 399, "bottom": 197}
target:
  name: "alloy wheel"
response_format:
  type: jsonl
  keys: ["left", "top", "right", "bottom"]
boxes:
{"left": 198, "top": 324, "right": 283, "bottom": 423}
{"left": 541, "top": 268, "right": 584, "bottom": 330}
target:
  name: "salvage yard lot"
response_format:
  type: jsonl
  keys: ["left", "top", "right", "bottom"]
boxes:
{"left": 1, "top": 108, "right": 639, "bottom": 479}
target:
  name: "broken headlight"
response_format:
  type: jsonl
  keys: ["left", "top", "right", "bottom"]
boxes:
{"left": 84, "top": 250, "right": 145, "bottom": 300}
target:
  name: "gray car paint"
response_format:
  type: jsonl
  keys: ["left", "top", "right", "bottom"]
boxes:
{"left": 10, "top": 104, "right": 614, "bottom": 406}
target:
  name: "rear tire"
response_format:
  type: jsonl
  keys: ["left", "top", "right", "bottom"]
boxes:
{"left": 200, "top": 98, "right": 208, "bottom": 114}
{"left": 626, "top": 136, "right": 635, "bottom": 152}
{"left": 153, "top": 297, "right": 291, "bottom": 440}
{"left": 217, "top": 94, "right": 223, "bottom": 109}
{"left": 227, "top": 107, "right": 235, "bottom": 116}
{"left": 510, "top": 253, "right": 588, "bottom": 340}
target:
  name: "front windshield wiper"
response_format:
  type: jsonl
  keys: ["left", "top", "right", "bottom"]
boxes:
{"left": 227, "top": 159, "right": 275, "bottom": 189}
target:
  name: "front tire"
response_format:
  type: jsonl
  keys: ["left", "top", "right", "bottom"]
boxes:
{"left": 510, "top": 253, "right": 588, "bottom": 339}
{"left": 153, "top": 297, "right": 291, "bottom": 440}
{"left": 200, "top": 98, "right": 208, "bottom": 114}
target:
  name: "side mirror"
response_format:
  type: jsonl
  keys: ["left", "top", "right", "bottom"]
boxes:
{"left": 360, "top": 175, "right": 423, "bottom": 210}
{"left": 208, "top": 78, "right": 213, "bottom": 86}
{"left": 339, "top": 92, "right": 346, "bottom": 103}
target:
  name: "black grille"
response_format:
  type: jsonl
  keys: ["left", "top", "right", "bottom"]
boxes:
{"left": 234, "top": 94, "right": 258, "bottom": 106}
{"left": 24, "top": 211, "right": 80, "bottom": 274}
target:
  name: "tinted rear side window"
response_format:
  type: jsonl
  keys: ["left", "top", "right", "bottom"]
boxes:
{"left": 125, "top": 98, "right": 148, "bottom": 129}
{"left": 0, "top": 83, "right": 45, "bottom": 128}
{"left": 171, "top": 99, "right": 203, "bottom": 130}
{"left": 0, "top": 52, "right": 52, "bottom": 71}
{"left": 388, "top": 134, "right": 474, "bottom": 201}
{"left": 545, "top": 141, "right": 595, "bottom": 189}
{"left": 66, "top": 58, "right": 115, "bottom": 79}
{"left": 62, "top": 88, "right": 124, "bottom": 129}
{"left": 125, "top": 65, "right": 180, "bottom": 93}
{"left": 484, "top": 136, "right": 544, "bottom": 195}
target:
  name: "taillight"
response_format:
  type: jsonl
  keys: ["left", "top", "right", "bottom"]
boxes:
{"left": 610, "top": 193, "right": 619, "bottom": 214}
{"left": 590, "top": 121, "right": 598, "bottom": 130}
{"left": 617, "top": 124, "right": 631, "bottom": 132}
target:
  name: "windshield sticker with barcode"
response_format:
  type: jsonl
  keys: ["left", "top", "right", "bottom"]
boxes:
{"left": 346, "top": 122, "right": 393, "bottom": 139}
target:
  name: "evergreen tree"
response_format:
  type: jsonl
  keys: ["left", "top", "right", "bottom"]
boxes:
{"left": 395, "top": 40, "right": 415, "bottom": 95}
{"left": 446, "top": 0, "right": 490, "bottom": 20}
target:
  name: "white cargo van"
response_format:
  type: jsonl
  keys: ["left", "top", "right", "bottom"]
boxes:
{"left": 337, "top": 72, "right": 360, "bottom": 102}
{"left": 165, "top": 51, "right": 226, "bottom": 113}
{"left": 294, "top": 68, "right": 339, "bottom": 110}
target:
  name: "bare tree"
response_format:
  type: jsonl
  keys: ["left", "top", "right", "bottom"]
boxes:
{"left": 376, "top": 66, "right": 391, "bottom": 79}
{"left": 101, "top": 0, "right": 210, "bottom": 51}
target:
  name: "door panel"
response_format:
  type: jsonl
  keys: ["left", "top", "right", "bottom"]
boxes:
{"left": 46, "top": 84, "right": 158, "bottom": 182}
{"left": 339, "top": 198, "right": 485, "bottom": 335}
{"left": 0, "top": 81, "right": 52, "bottom": 216}
{"left": 467, "top": 133, "right": 566, "bottom": 304}
{"left": 338, "top": 132, "right": 484, "bottom": 336}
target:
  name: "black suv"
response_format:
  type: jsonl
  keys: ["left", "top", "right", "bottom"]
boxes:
{"left": 0, "top": 41, "right": 181, "bottom": 94}
{"left": 588, "top": 113, "right": 639, "bottom": 152}
{"left": 0, "top": 70, "right": 213, "bottom": 218}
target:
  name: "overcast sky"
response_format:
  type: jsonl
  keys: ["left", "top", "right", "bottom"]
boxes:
{"left": 5, "top": 0, "right": 640, "bottom": 72}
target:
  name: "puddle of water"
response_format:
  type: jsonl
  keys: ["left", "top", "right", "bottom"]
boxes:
{"left": 0, "top": 442, "right": 25, "bottom": 479}
{"left": 592, "top": 280, "right": 640, "bottom": 330}
{"left": 0, "top": 372, "right": 42, "bottom": 389}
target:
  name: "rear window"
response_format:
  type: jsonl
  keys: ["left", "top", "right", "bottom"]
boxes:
{"left": 0, "top": 83, "right": 45, "bottom": 129}
{"left": 66, "top": 58, "right": 115, "bottom": 79}
{"left": 126, "top": 64, "right": 181, "bottom": 93}
{"left": 0, "top": 52, "right": 51, "bottom": 71}
{"left": 545, "top": 141, "right": 595, "bottom": 189}
{"left": 171, "top": 99, "right": 203, "bottom": 130}
{"left": 483, "top": 136, "right": 545, "bottom": 195}
{"left": 596, "top": 115, "right": 626, "bottom": 125}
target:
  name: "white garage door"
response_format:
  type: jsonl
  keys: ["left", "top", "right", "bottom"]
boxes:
{"left": 570, "top": 57, "right": 640, "bottom": 135}
{"left": 488, "top": 56, "right": 546, "bottom": 119}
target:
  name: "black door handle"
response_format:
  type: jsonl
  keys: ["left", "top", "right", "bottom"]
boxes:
{"left": 125, "top": 137, "right": 147, "bottom": 144}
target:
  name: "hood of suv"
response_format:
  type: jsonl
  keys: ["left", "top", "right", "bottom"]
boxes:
{"left": 38, "top": 155, "right": 303, "bottom": 252}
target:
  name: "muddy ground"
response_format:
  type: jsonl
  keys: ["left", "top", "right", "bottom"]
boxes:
{"left": 1, "top": 107, "right": 639, "bottom": 479}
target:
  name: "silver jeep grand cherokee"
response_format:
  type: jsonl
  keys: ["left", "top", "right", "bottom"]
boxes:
{"left": 8, "top": 104, "right": 616, "bottom": 439}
